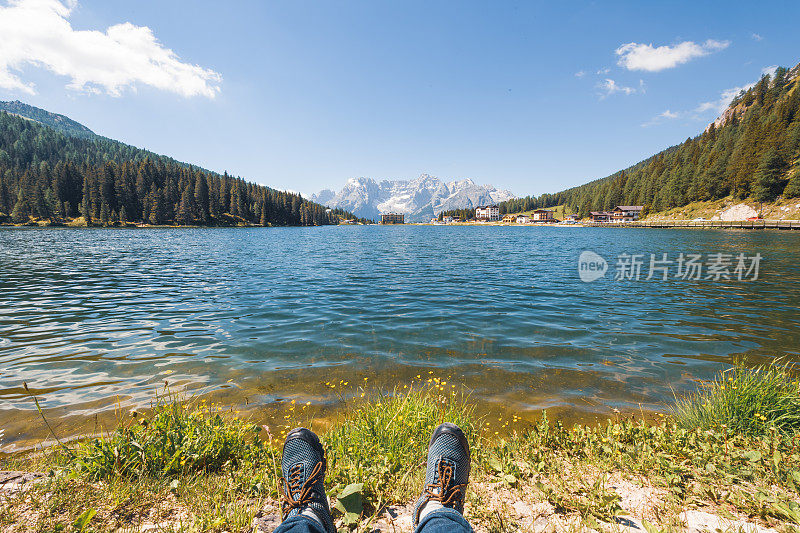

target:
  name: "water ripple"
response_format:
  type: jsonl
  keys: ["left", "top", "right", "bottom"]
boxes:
{"left": 1, "top": 226, "right": 799, "bottom": 441}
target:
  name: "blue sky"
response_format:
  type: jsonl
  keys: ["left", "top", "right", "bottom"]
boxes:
{"left": 1, "top": 0, "right": 798, "bottom": 197}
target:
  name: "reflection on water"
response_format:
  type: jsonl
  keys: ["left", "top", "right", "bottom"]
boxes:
{"left": 1, "top": 226, "right": 799, "bottom": 450}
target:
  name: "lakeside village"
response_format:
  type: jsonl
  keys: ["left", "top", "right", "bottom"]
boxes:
{"left": 367, "top": 205, "right": 644, "bottom": 225}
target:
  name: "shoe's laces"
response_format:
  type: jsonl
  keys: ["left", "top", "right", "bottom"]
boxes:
{"left": 415, "top": 460, "right": 467, "bottom": 523}
{"left": 280, "top": 461, "right": 324, "bottom": 518}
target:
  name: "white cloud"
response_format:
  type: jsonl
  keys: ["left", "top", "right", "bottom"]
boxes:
{"left": 641, "top": 109, "right": 680, "bottom": 127}
{"left": 694, "top": 84, "right": 753, "bottom": 115}
{"left": 615, "top": 39, "right": 730, "bottom": 72}
{"left": 641, "top": 65, "right": 778, "bottom": 127}
{"left": 752, "top": 33, "right": 763, "bottom": 41}
{"left": 0, "top": 0, "right": 221, "bottom": 98}
{"left": 575, "top": 70, "right": 586, "bottom": 78}
{"left": 597, "top": 67, "right": 611, "bottom": 75}
{"left": 596, "top": 78, "right": 639, "bottom": 98}
{"left": 694, "top": 66, "right": 778, "bottom": 115}
{"left": 761, "top": 65, "right": 778, "bottom": 77}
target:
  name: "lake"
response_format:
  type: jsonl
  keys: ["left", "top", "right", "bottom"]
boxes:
{"left": 1, "top": 225, "right": 799, "bottom": 450}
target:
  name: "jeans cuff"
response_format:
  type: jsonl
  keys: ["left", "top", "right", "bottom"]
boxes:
{"left": 273, "top": 514, "right": 328, "bottom": 533}
{"left": 415, "top": 507, "right": 473, "bottom": 533}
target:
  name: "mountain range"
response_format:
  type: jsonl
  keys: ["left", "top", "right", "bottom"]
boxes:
{"left": 4, "top": 58, "right": 800, "bottom": 227}
{"left": 312, "top": 175, "right": 515, "bottom": 222}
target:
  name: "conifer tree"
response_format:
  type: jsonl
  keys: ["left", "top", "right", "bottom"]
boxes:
{"left": 194, "top": 174, "right": 209, "bottom": 223}
{"left": 752, "top": 149, "right": 787, "bottom": 202}
{"left": 81, "top": 175, "right": 93, "bottom": 225}
{"left": 100, "top": 201, "right": 110, "bottom": 226}
{"left": 10, "top": 189, "right": 28, "bottom": 223}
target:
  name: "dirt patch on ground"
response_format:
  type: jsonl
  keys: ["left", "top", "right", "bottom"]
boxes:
{"left": 714, "top": 203, "right": 759, "bottom": 221}
{"left": 3, "top": 469, "right": 795, "bottom": 533}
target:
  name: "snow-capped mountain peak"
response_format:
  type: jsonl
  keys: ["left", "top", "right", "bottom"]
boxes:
{"left": 311, "top": 174, "right": 515, "bottom": 222}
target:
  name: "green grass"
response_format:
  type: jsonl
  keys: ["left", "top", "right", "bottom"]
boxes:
{"left": 324, "top": 384, "right": 478, "bottom": 506}
{"left": 5, "top": 363, "right": 800, "bottom": 532}
{"left": 70, "top": 395, "right": 268, "bottom": 480}
{"left": 674, "top": 360, "right": 800, "bottom": 436}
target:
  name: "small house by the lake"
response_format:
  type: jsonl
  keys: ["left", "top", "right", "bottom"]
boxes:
{"left": 611, "top": 205, "right": 644, "bottom": 222}
{"left": 590, "top": 211, "right": 613, "bottom": 222}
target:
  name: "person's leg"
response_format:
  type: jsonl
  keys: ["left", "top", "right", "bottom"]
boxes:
{"left": 273, "top": 515, "right": 327, "bottom": 533}
{"left": 274, "top": 427, "right": 336, "bottom": 533}
{"left": 413, "top": 423, "right": 474, "bottom": 533}
{"left": 416, "top": 507, "right": 473, "bottom": 533}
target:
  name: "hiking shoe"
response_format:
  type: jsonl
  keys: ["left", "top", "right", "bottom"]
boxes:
{"left": 280, "top": 427, "right": 335, "bottom": 533}
{"left": 413, "top": 422, "right": 471, "bottom": 525}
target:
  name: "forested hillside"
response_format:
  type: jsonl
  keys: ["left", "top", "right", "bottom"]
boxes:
{"left": 500, "top": 62, "right": 800, "bottom": 218}
{"left": 0, "top": 110, "right": 360, "bottom": 226}
{"left": 0, "top": 100, "right": 97, "bottom": 140}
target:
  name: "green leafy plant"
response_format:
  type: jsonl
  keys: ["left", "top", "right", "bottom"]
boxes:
{"left": 71, "top": 508, "right": 96, "bottom": 532}
{"left": 334, "top": 483, "right": 364, "bottom": 526}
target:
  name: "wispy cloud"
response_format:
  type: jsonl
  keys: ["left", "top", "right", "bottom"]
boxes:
{"left": 642, "top": 109, "right": 680, "bottom": 127}
{"left": 596, "top": 78, "right": 641, "bottom": 99}
{"left": 751, "top": 33, "right": 763, "bottom": 41}
{"left": 575, "top": 70, "right": 587, "bottom": 78}
{"left": 615, "top": 39, "right": 730, "bottom": 72}
{"left": 641, "top": 65, "right": 778, "bottom": 128}
{"left": 0, "top": 0, "right": 222, "bottom": 98}
{"left": 694, "top": 66, "right": 778, "bottom": 115}
{"left": 693, "top": 85, "right": 747, "bottom": 115}
{"left": 597, "top": 67, "right": 611, "bottom": 75}
{"left": 762, "top": 65, "right": 778, "bottom": 77}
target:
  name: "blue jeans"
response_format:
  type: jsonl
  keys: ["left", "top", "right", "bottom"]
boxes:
{"left": 273, "top": 508, "right": 473, "bottom": 533}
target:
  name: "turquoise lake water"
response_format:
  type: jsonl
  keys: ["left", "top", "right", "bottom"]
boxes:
{"left": 1, "top": 226, "right": 799, "bottom": 448}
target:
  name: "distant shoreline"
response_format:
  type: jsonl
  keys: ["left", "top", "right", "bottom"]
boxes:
{"left": 4, "top": 220, "right": 800, "bottom": 230}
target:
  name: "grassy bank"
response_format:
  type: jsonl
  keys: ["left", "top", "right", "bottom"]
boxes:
{"left": 644, "top": 196, "right": 800, "bottom": 222}
{"left": 3, "top": 365, "right": 800, "bottom": 532}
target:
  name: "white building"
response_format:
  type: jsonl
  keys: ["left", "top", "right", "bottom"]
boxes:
{"left": 516, "top": 215, "right": 530, "bottom": 224}
{"left": 475, "top": 205, "right": 500, "bottom": 221}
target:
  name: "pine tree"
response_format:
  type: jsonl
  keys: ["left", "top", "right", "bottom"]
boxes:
{"left": 194, "top": 174, "right": 210, "bottom": 223}
{"left": 177, "top": 183, "right": 196, "bottom": 224}
{"left": 100, "top": 201, "right": 110, "bottom": 226}
{"left": 752, "top": 149, "right": 787, "bottom": 202}
{"left": 81, "top": 175, "right": 93, "bottom": 226}
{"left": 10, "top": 189, "right": 29, "bottom": 223}
{"left": 148, "top": 185, "right": 163, "bottom": 225}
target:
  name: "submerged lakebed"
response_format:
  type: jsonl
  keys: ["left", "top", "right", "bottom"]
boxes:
{"left": 1, "top": 225, "right": 799, "bottom": 450}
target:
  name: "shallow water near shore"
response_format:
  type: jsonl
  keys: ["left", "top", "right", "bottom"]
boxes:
{"left": 2, "top": 225, "right": 799, "bottom": 450}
